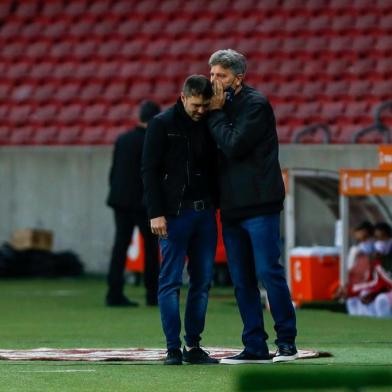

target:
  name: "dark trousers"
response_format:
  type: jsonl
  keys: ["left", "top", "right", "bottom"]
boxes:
{"left": 158, "top": 208, "right": 217, "bottom": 349}
{"left": 107, "top": 209, "right": 159, "bottom": 304}
{"left": 222, "top": 213, "right": 297, "bottom": 355}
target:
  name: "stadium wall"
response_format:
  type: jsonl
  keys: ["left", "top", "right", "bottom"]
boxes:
{"left": 0, "top": 145, "right": 380, "bottom": 273}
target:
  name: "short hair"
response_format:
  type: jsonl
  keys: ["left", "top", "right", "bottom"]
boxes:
{"left": 374, "top": 222, "right": 392, "bottom": 237}
{"left": 208, "top": 49, "right": 247, "bottom": 76}
{"left": 355, "top": 221, "right": 374, "bottom": 235}
{"left": 182, "top": 75, "right": 213, "bottom": 99}
{"left": 139, "top": 100, "right": 161, "bottom": 123}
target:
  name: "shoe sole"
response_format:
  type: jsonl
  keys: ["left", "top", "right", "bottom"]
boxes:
{"left": 272, "top": 353, "right": 299, "bottom": 363}
{"left": 183, "top": 361, "right": 219, "bottom": 365}
{"left": 220, "top": 358, "right": 272, "bottom": 364}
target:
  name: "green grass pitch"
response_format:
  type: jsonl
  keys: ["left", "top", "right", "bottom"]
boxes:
{"left": 0, "top": 277, "right": 391, "bottom": 392}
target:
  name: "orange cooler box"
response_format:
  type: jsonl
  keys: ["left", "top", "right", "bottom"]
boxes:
{"left": 289, "top": 247, "right": 340, "bottom": 304}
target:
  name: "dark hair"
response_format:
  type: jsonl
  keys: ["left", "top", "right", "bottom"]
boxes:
{"left": 354, "top": 221, "right": 374, "bottom": 235}
{"left": 139, "top": 100, "right": 161, "bottom": 123}
{"left": 182, "top": 75, "right": 213, "bottom": 99}
{"left": 374, "top": 222, "right": 392, "bottom": 237}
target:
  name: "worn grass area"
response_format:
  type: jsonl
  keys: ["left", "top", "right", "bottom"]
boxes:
{"left": 0, "top": 278, "right": 391, "bottom": 392}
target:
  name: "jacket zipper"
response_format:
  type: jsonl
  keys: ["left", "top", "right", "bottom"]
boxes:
{"left": 176, "top": 184, "right": 186, "bottom": 216}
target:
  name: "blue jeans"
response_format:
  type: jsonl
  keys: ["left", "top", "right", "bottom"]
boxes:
{"left": 158, "top": 208, "right": 217, "bottom": 350}
{"left": 222, "top": 213, "right": 296, "bottom": 355}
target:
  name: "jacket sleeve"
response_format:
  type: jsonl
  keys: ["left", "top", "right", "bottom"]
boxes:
{"left": 207, "top": 100, "right": 271, "bottom": 159}
{"left": 141, "top": 117, "right": 167, "bottom": 219}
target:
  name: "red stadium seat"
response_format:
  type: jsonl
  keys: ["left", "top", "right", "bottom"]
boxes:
{"left": 49, "top": 40, "right": 73, "bottom": 60}
{"left": 348, "top": 80, "right": 372, "bottom": 98}
{"left": 308, "top": 15, "right": 331, "bottom": 32}
{"left": 78, "top": 126, "right": 106, "bottom": 144}
{"left": 104, "top": 82, "right": 127, "bottom": 102}
{"left": 88, "top": 0, "right": 111, "bottom": 15}
{"left": 349, "top": 59, "right": 375, "bottom": 76}
{"left": 30, "top": 62, "right": 55, "bottom": 80}
{"left": 33, "top": 83, "right": 58, "bottom": 103}
{"left": 128, "top": 81, "right": 151, "bottom": 101}
{"left": 53, "top": 82, "right": 80, "bottom": 103}
{"left": 355, "top": 14, "right": 379, "bottom": 31}
{"left": 81, "top": 103, "right": 107, "bottom": 124}
{"left": 20, "top": 20, "right": 45, "bottom": 40}
{"left": 344, "top": 101, "right": 370, "bottom": 119}
{"left": 11, "top": 83, "right": 34, "bottom": 103}
{"left": 79, "top": 81, "right": 104, "bottom": 102}
{"left": 0, "top": 1, "right": 11, "bottom": 19}
{"left": 15, "top": 2, "right": 38, "bottom": 18}
{"left": 117, "top": 18, "right": 144, "bottom": 37}
{"left": 324, "top": 81, "right": 349, "bottom": 98}
{"left": 31, "top": 104, "right": 58, "bottom": 125}
{"left": 72, "top": 39, "right": 98, "bottom": 60}
{"left": 321, "top": 102, "right": 345, "bottom": 121}
{"left": 120, "top": 39, "right": 146, "bottom": 58}
{"left": 376, "top": 58, "right": 392, "bottom": 76}
{"left": 58, "top": 104, "right": 82, "bottom": 125}
{"left": 276, "top": 125, "right": 293, "bottom": 143}
{"left": 73, "top": 62, "right": 98, "bottom": 80}
{"left": 57, "top": 126, "right": 82, "bottom": 144}
{"left": 371, "top": 80, "right": 392, "bottom": 99}
{"left": 26, "top": 40, "right": 51, "bottom": 60}
{"left": 2, "top": 41, "right": 26, "bottom": 61}
{"left": 41, "top": 2, "right": 64, "bottom": 18}
{"left": 331, "top": 14, "right": 356, "bottom": 32}
{"left": 97, "top": 62, "right": 120, "bottom": 79}
{"left": 6, "top": 61, "right": 31, "bottom": 80}
{"left": 136, "top": 0, "right": 161, "bottom": 14}
{"left": 8, "top": 104, "right": 32, "bottom": 125}
{"left": 107, "top": 103, "right": 131, "bottom": 124}
{"left": 93, "top": 17, "right": 119, "bottom": 37}
{"left": 52, "top": 62, "right": 77, "bottom": 80}
{"left": 352, "top": 36, "right": 376, "bottom": 52}
{"left": 119, "top": 62, "right": 143, "bottom": 78}
{"left": 64, "top": 1, "right": 88, "bottom": 17}
{"left": 32, "top": 126, "right": 59, "bottom": 145}
{"left": 8, "top": 126, "right": 34, "bottom": 144}
{"left": 68, "top": 17, "right": 95, "bottom": 38}
{"left": 0, "top": 18, "right": 23, "bottom": 39}
{"left": 274, "top": 103, "right": 296, "bottom": 123}
{"left": 189, "top": 16, "right": 215, "bottom": 35}
{"left": 111, "top": 0, "right": 133, "bottom": 14}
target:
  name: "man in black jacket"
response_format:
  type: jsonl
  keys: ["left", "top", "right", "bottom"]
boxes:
{"left": 142, "top": 75, "right": 218, "bottom": 365}
{"left": 207, "top": 49, "right": 297, "bottom": 364}
{"left": 106, "top": 100, "right": 160, "bottom": 307}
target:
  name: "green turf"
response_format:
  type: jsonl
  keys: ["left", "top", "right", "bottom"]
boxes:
{"left": 0, "top": 278, "right": 391, "bottom": 392}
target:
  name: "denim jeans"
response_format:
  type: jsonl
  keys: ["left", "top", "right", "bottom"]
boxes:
{"left": 222, "top": 213, "right": 296, "bottom": 355}
{"left": 158, "top": 208, "right": 217, "bottom": 350}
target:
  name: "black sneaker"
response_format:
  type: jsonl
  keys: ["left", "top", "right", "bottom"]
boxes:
{"left": 220, "top": 350, "right": 272, "bottom": 365}
{"left": 182, "top": 346, "right": 219, "bottom": 364}
{"left": 164, "top": 349, "right": 183, "bottom": 365}
{"left": 273, "top": 343, "right": 298, "bottom": 363}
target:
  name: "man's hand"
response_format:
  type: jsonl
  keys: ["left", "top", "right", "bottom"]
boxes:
{"left": 209, "top": 80, "right": 226, "bottom": 111}
{"left": 150, "top": 216, "right": 168, "bottom": 238}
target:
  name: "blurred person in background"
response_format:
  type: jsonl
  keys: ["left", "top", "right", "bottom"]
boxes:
{"left": 345, "top": 222, "right": 392, "bottom": 318}
{"left": 106, "top": 100, "right": 161, "bottom": 307}
{"left": 207, "top": 49, "right": 297, "bottom": 364}
{"left": 142, "top": 75, "right": 219, "bottom": 365}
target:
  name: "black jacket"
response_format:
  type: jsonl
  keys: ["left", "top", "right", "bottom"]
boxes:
{"left": 142, "top": 100, "right": 218, "bottom": 219}
{"left": 106, "top": 126, "right": 146, "bottom": 211}
{"left": 207, "top": 85, "right": 285, "bottom": 219}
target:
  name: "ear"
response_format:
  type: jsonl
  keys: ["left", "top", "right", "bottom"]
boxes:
{"left": 180, "top": 92, "right": 186, "bottom": 105}
{"left": 235, "top": 74, "right": 244, "bottom": 87}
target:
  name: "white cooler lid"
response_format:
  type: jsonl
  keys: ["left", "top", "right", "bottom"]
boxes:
{"left": 289, "top": 246, "right": 340, "bottom": 257}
